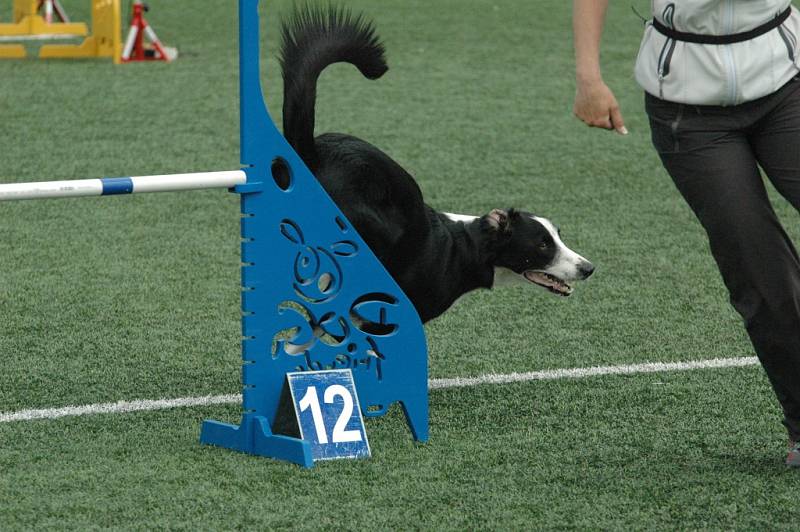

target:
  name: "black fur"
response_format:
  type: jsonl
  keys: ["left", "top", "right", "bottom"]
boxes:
{"left": 279, "top": 6, "right": 591, "bottom": 323}
{"left": 280, "top": 6, "right": 386, "bottom": 168}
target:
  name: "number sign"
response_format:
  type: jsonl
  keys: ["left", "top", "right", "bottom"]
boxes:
{"left": 286, "top": 370, "right": 370, "bottom": 461}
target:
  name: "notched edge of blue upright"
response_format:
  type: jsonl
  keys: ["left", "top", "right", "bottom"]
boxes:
{"left": 200, "top": 0, "right": 316, "bottom": 469}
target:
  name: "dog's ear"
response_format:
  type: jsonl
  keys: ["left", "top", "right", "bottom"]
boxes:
{"left": 484, "top": 208, "right": 511, "bottom": 234}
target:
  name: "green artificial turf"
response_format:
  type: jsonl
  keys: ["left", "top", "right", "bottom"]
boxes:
{"left": 1, "top": 0, "right": 799, "bottom": 529}
{"left": 2, "top": 369, "right": 798, "bottom": 530}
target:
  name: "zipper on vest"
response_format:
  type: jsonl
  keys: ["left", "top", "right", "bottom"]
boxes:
{"left": 721, "top": 0, "right": 738, "bottom": 104}
{"left": 657, "top": 3, "right": 676, "bottom": 99}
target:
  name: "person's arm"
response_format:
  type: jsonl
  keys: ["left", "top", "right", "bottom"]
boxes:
{"left": 572, "top": 0, "right": 627, "bottom": 134}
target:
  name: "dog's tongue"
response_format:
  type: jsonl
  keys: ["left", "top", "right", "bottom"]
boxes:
{"left": 525, "top": 271, "right": 558, "bottom": 288}
{"left": 524, "top": 271, "right": 572, "bottom": 295}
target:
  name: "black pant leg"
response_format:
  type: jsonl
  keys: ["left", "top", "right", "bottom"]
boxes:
{"left": 747, "top": 81, "right": 800, "bottom": 440}
{"left": 751, "top": 78, "right": 800, "bottom": 212}
{"left": 646, "top": 93, "right": 800, "bottom": 441}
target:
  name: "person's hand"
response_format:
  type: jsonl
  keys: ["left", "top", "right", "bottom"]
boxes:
{"left": 573, "top": 78, "right": 628, "bottom": 135}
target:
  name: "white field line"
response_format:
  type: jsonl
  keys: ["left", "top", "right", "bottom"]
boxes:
{"left": 0, "top": 394, "right": 240, "bottom": 424}
{"left": 0, "top": 356, "right": 759, "bottom": 424}
{"left": 428, "top": 356, "right": 759, "bottom": 389}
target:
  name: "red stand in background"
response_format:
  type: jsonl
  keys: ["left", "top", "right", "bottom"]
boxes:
{"left": 121, "top": 1, "right": 176, "bottom": 62}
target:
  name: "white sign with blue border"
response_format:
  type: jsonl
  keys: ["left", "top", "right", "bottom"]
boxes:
{"left": 286, "top": 369, "right": 371, "bottom": 461}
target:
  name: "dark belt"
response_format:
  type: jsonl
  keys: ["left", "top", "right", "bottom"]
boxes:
{"left": 652, "top": 7, "right": 791, "bottom": 45}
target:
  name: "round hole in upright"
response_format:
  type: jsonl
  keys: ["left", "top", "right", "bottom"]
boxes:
{"left": 271, "top": 157, "right": 292, "bottom": 191}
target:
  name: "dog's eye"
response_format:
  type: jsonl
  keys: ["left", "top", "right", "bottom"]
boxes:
{"left": 537, "top": 242, "right": 548, "bottom": 250}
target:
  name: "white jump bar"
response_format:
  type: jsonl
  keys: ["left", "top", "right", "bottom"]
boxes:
{"left": 0, "top": 170, "right": 248, "bottom": 202}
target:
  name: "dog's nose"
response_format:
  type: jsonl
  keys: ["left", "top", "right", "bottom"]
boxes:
{"left": 579, "top": 262, "right": 595, "bottom": 279}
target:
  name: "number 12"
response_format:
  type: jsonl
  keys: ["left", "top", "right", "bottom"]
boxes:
{"left": 298, "top": 384, "right": 363, "bottom": 444}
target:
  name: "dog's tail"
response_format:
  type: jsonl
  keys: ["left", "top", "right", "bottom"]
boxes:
{"left": 280, "top": 5, "right": 387, "bottom": 168}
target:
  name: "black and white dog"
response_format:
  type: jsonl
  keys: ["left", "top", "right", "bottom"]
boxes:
{"left": 278, "top": 7, "right": 593, "bottom": 323}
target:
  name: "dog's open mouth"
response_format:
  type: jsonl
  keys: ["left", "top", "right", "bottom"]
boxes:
{"left": 523, "top": 271, "right": 573, "bottom": 296}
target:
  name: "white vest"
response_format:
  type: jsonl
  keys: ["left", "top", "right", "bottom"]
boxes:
{"left": 634, "top": 0, "right": 800, "bottom": 105}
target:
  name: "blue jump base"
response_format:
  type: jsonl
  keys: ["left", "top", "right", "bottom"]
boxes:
{"left": 199, "top": 0, "right": 429, "bottom": 467}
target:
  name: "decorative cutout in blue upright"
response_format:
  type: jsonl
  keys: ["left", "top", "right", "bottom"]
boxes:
{"left": 199, "top": 0, "right": 429, "bottom": 467}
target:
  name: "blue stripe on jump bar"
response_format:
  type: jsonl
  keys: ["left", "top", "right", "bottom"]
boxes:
{"left": 101, "top": 177, "right": 134, "bottom": 195}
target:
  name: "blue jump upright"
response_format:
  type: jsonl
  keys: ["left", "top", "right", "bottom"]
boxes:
{"left": 198, "top": 0, "right": 429, "bottom": 467}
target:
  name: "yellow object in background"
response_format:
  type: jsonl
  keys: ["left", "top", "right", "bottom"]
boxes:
{"left": 39, "top": 0, "right": 122, "bottom": 63}
{"left": 0, "top": 0, "right": 88, "bottom": 37}
{"left": 0, "top": 0, "right": 89, "bottom": 59}
{"left": 0, "top": 43, "right": 25, "bottom": 58}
